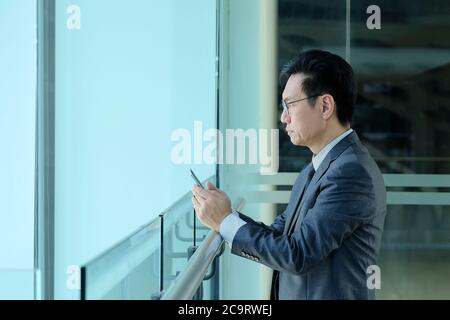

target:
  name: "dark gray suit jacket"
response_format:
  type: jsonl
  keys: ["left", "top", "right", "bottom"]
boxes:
{"left": 231, "top": 132, "right": 386, "bottom": 299}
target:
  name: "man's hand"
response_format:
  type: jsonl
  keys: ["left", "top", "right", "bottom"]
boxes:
{"left": 192, "top": 182, "right": 232, "bottom": 232}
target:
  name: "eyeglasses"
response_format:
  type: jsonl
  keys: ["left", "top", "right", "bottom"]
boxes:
{"left": 280, "top": 95, "right": 320, "bottom": 116}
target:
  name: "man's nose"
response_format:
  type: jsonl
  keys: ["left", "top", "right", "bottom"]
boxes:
{"left": 280, "top": 110, "right": 289, "bottom": 124}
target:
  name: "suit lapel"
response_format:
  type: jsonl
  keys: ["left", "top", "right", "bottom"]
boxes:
{"left": 283, "top": 164, "right": 313, "bottom": 235}
{"left": 286, "top": 159, "right": 329, "bottom": 235}
{"left": 286, "top": 132, "right": 360, "bottom": 235}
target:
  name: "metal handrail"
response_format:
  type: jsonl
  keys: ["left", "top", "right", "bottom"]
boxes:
{"left": 161, "top": 198, "right": 245, "bottom": 300}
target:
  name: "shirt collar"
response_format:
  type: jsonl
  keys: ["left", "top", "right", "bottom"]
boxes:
{"left": 312, "top": 129, "right": 354, "bottom": 171}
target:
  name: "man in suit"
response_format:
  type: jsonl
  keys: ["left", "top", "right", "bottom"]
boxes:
{"left": 192, "top": 50, "right": 387, "bottom": 299}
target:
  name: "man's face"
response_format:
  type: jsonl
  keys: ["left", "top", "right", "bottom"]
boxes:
{"left": 281, "top": 73, "right": 325, "bottom": 148}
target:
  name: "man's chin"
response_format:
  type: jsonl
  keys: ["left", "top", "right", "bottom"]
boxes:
{"left": 291, "top": 137, "right": 306, "bottom": 147}
{"left": 290, "top": 136, "right": 304, "bottom": 146}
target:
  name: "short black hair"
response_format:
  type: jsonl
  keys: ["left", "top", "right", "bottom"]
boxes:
{"left": 279, "top": 50, "right": 356, "bottom": 125}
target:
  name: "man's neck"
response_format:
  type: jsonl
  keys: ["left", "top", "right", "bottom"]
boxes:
{"left": 310, "top": 125, "right": 350, "bottom": 155}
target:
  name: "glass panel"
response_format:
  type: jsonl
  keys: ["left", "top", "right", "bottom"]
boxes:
{"left": 0, "top": 0, "right": 37, "bottom": 299}
{"left": 378, "top": 205, "right": 450, "bottom": 299}
{"left": 53, "top": 0, "right": 217, "bottom": 298}
{"left": 101, "top": 250, "right": 160, "bottom": 300}
{"left": 350, "top": 1, "right": 450, "bottom": 299}
{"left": 161, "top": 193, "right": 194, "bottom": 291}
{"left": 351, "top": 0, "right": 450, "bottom": 174}
{"left": 82, "top": 219, "right": 161, "bottom": 300}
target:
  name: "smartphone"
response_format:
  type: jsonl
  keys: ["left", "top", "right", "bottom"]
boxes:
{"left": 190, "top": 169, "right": 205, "bottom": 189}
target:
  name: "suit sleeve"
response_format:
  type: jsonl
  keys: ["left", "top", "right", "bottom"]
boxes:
{"left": 231, "top": 162, "right": 377, "bottom": 275}
{"left": 237, "top": 210, "right": 287, "bottom": 234}
{"left": 236, "top": 168, "right": 309, "bottom": 234}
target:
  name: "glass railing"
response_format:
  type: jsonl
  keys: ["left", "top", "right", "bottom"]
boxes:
{"left": 160, "top": 193, "right": 213, "bottom": 299}
{"left": 80, "top": 219, "right": 161, "bottom": 300}
{"left": 80, "top": 176, "right": 216, "bottom": 300}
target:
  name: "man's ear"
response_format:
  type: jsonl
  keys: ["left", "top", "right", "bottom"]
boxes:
{"left": 321, "top": 94, "right": 335, "bottom": 120}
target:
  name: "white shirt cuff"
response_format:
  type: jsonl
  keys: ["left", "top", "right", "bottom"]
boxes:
{"left": 219, "top": 211, "right": 247, "bottom": 247}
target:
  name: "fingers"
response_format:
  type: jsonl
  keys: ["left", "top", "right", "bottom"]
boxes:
{"left": 192, "top": 184, "right": 208, "bottom": 200}
{"left": 206, "top": 181, "right": 217, "bottom": 190}
{"left": 192, "top": 195, "right": 200, "bottom": 210}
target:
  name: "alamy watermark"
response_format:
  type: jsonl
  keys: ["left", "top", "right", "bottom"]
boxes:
{"left": 171, "top": 121, "right": 279, "bottom": 175}
{"left": 66, "top": 4, "right": 381, "bottom": 31}
{"left": 66, "top": 5, "right": 81, "bottom": 30}
{"left": 66, "top": 265, "right": 81, "bottom": 290}
{"left": 367, "top": 265, "right": 381, "bottom": 290}
{"left": 367, "top": 5, "right": 382, "bottom": 30}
